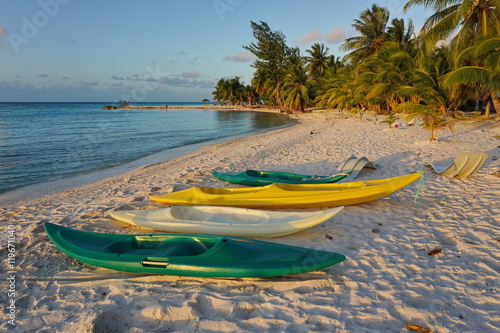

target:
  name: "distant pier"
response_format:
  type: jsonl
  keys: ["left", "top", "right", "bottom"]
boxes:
{"left": 102, "top": 104, "right": 269, "bottom": 111}
{"left": 103, "top": 105, "right": 169, "bottom": 110}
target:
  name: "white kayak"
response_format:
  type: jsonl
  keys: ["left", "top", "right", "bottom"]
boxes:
{"left": 110, "top": 206, "right": 344, "bottom": 237}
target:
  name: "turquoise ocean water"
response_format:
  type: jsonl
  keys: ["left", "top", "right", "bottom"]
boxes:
{"left": 0, "top": 102, "right": 293, "bottom": 197}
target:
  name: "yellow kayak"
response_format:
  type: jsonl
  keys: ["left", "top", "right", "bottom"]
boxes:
{"left": 150, "top": 172, "right": 422, "bottom": 209}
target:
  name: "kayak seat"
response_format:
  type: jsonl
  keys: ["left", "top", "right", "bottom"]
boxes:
{"left": 154, "top": 239, "right": 214, "bottom": 257}
{"left": 247, "top": 170, "right": 268, "bottom": 177}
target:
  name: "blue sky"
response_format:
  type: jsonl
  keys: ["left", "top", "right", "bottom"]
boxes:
{"left": 0, "top": 0, "right": 432, "bottom": 102}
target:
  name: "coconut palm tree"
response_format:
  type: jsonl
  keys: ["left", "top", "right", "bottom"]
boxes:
{"left": 281, "top": 64, "right": 312, "bottom": 112}
{"left": 251, "top": 67, "right": 267, "bottom": 96}
{"left": 305, "top": 43, "right": 330, "bottom": 80}
{"left": 244, "top": 85, "right": 259, "bottom": 106}
{"left": 213, "top": 78, "right": 230, "bottom": 104}
{"left": 228, "top": 77, "right": 245, "bottom": 104}
{"left": 341, "top": 4, "right": 391, "bottom": 63}
{"left": 386, "top": 18, "right": 417, "bottom": 55}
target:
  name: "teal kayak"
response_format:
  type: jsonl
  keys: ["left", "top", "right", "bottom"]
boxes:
{"left": 44, "top": 223, "right": 346, "bottom": 278}
{"left": 212, "top": 169, "right": 349, "bottom": 186}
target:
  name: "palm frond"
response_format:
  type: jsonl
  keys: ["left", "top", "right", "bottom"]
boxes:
{"left": 443, "top": 66, "right": 491, "bottom": 87}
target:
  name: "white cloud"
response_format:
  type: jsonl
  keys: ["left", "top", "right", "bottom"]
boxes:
{"left": 296, "top": 27, "right": 345, "bottom": 45}
{"left": 224, "top": 51, "right": 255, "bottom": 62}
{"left": 325, "top": 27, "right": 345, "bottom": 43}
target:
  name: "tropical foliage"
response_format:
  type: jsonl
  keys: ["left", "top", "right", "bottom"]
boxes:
{"left": 213, "top": 1, "right": 500, "bottom": 140}
{"left": 443, "top": 35, "right": 500, "bottom": 117}
{"left": 212, "top": 77, "right": 257, "bottom": 105}
{"left": 341, "top": 4, "right": 391, "bottom": 64}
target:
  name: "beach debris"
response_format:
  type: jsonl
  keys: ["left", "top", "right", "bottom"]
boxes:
{"left": 406, "top": 323, "right": 432, "bottom": 333}
{"left": 372, "top": 228, "right": 379, "bottom": 233}
{"left": 427, "top": 248, "right": 442, "bottom": 256}
{"left": 325, "top": 234, "right": 333, "bottom": 240}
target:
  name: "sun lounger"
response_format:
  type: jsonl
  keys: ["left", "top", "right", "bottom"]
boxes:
{"left": 336, "top": 155, "right": 377, "bottom": 179}
{"left": 427, "top": 152, "right": 489, "bottom": 178}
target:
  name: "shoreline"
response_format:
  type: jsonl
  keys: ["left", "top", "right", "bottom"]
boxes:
{"left": 2, "top": 111, "right": 499, "bottom": 332}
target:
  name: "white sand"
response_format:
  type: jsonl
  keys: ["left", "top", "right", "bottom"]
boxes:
{"left": 1, "top": 111, "right": 499, "bottom": 332}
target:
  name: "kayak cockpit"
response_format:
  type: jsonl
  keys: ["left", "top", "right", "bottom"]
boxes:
{"left": 169, "top": 206, "right": 270, "bottom": 224}
{"left": 106, "top": 235, "right": 221, "bottom": 257}
{"left": 245, "top": 170, "right": 301, "bottom": 180}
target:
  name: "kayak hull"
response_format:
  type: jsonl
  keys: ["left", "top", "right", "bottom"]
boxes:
{"left": 44, "top": 223, "right": 346, "bottom": 278}
{"left": 150, "top": 173, "right": 422, "bottom": 209}
{"left": 111, "top": 206, "right": 344, "bottom": 237}
{"left": 212, "top": 170, "right": 349, "bottom": 186}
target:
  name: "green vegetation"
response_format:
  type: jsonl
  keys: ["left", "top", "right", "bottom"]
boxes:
{"left": 381, "top": 114, "right": 397, "bottom": 128}
{"left": 212, "top": 1, "right": 500, "bottom": 140}
{"left": 212, "top": 77, "right": 257, "bottom": 106}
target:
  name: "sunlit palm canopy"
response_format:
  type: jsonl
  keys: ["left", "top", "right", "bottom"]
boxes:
{"left": 341, "top": 4, "right": 390, "bottom": 63}
{"left": 404, "top": 0, "right": 500, "bottom": 53}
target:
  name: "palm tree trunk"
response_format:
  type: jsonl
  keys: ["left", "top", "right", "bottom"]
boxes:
{"left": 430, "top": 124, "right": 436, "bottom": 141}
{"left": 485, "top": 99, "right": 491, "bottom": 118}
{"left": 491, "top": 92, "right": 500, "bottom": 120}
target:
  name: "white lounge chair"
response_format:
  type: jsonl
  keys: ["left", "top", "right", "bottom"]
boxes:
{"left": 427, "top": 152, "right": 489, "bottom": 178}
{"left": 336, "top": 155, "right": 377, "bottom": 179}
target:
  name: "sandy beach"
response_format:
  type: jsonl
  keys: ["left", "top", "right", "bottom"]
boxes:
{"left": 1, "top": 110, "right": 499, "bottom": 332}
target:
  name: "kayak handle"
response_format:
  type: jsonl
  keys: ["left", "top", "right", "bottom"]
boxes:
{"left": 142, "top": 260, "right": 169, "bottom": 267}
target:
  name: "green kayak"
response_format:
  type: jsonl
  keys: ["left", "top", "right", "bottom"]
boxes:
{"left": 212, "top": 169, "right": 349, "bottom": 186}
{"left": 44, "top": 223, "right": 346, "bottom": 278}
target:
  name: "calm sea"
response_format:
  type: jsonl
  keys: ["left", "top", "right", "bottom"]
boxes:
{"left": 0, "top": 102, "right": 293, "bottom": 198}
